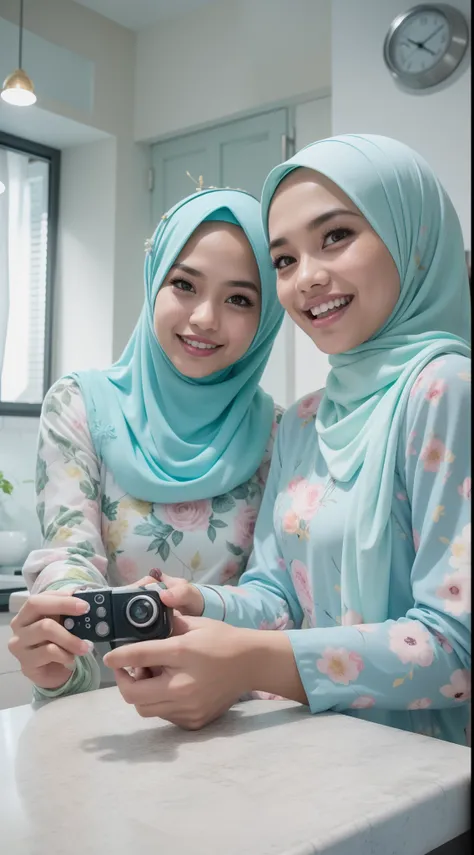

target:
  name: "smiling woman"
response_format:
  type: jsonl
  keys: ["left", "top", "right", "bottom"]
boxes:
{"left": 10, "top": 188, "right": 284, "bottom": 700}
{"left": 154, "top": 218, "right": 261, "bottom": 378}
{"left": 268, "top": 173, "right": 400, "bottom": 353}
{"left": 106, "top": 135, "right": 471, "bottom": 745}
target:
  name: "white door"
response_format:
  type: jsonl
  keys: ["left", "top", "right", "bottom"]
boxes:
{"left": 151, "top": 109, "right": 294, "bottom": 408}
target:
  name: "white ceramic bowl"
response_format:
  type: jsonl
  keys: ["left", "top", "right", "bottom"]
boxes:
{"left": 0, "top": 530, "right": 29, "bottom": 567}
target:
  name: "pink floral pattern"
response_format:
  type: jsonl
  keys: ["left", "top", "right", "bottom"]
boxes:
{"left": 288, "top": 477, "right": 324, "bottom": 520}
{"left": 234, "top": 506, "right": 258, "bottom": 550}
{"left": 282, "top": 511, "right": 300, "bottom": 535}
{"left": 317, "top": 648, "right": 364, "bottom": 685}
{"left": 440, "top": 670, "right": 471, "bottom": 702}
{"left": 458, "top": 478, "right": 471, "bottom": 500}
{"left": 388, "top": 622, "right": 434, "bottom": 667}
{"left": 425, "top": 378, "right": 447, "bottom": 405}
{"left": 436, "top": 569, "right": 471, "bottom": 616}
{"left": 448, "top": 524, "right": 470, "bottom": 573}
{"left": 290, "top": 559, "right": 315, "bottom": 625}
{"left": 351, "top": 695, "right": 375, "bottom": 709}
{"left": 297, "top": 392, "right": 322, "bottom": 422}
{"left": 420, "top": 437, "right": 454, "bottom": 473}
{"left": 163, "top": 500, "right": 212, "bottom": 532}
{"left": 407, "top": 698, "right": 432, "bottom": 710}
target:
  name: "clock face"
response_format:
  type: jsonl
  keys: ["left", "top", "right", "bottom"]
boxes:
{"left": 391, "top": 9, "right": 450, "bottom": 75}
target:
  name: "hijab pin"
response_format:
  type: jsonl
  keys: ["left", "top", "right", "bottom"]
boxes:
{"left": 144, "top": 237, "right": 154, "bottom": 254}
{"left": 186, "top": 170, "right": 205, "bottom": 192}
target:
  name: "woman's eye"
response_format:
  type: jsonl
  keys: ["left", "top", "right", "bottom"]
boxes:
{"left": 322, "top": 228, "right": 353, "bottom": 248}
{"left": 226, "top": 294, "right": 253, "bottom": 308}
{"left": 170, "top": 278, "right": 194, "bottom": 293}
{"left": 272, "top": 255, "right": 294, "bottom": 270}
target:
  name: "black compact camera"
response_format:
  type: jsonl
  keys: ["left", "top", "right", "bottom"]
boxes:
{"left": 60, "top": 584, "right": 172, "bottom": 647}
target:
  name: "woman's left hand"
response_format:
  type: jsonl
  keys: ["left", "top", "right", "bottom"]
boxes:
{"left": 103, "top": 615, "right": 256, "bottom": 730}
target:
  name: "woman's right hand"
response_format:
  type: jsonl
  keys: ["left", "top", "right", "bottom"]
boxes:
{"left": 137, "top": 569, "right": 205, "bottom": 617}
{"left": 8, "top": 592, "right": 94, "bottom": 690}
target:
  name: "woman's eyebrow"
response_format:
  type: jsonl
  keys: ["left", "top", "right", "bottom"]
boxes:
{"left": 171, "top": 262, "right": 203, "bottom": 277}
{"left": 225, "top": 279, "right": 260, "bottom": 294}
{"left": 269, "top": 208, "right": 360, "bottom": 251}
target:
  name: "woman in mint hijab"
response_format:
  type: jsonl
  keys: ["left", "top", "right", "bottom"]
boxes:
{"left": 13, "top": 188, "right": 284, "bottom": 699}
{"left": 105, "top": 136, "right": 470, "bottom": 746}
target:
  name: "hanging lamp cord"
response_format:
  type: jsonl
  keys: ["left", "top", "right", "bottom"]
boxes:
{"left": 18, "top": 0, "right": 24, "bottom": 69}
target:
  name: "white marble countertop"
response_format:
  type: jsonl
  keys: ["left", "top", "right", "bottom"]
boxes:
{"left": 0, "top": 688, "right": 470, "bottom": 855}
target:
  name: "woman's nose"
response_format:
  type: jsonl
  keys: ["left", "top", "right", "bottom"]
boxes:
{"left": 295, "top": 258, "right": 331, "bottom": 293}
{"left": 189, "top": 300, "right": 219, "bottom": 330}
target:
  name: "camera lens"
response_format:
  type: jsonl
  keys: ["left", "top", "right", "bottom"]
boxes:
{"left": 125, "top": 595, "right": 158, "bottom": 629}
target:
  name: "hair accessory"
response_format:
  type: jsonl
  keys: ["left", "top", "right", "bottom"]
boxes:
{"left": 185, "top": 170, "right": 246, "bottom": 194}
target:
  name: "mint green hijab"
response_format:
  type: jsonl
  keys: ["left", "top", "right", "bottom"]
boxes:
{"left": 73, "top": 189, "right": 283, "bottom": 503}
{"left": 262, "top": 134, "right": 470, "bottom": 624}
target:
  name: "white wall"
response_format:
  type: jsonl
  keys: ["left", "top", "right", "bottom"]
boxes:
{"left": 331, "top": 0, "right": 471, "bottom": 246}
{"left": 134, "top": 0, "right": 331, "bottom": 142}
{"left": 54, "top": 139, "right": 117, "bottom": 375}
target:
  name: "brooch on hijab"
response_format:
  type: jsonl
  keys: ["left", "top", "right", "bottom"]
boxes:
{"left": 144, "top": 172, "right": 249, "bottom": 254}
{"left": 185, "top": 170, "right": 245, "bottom": 193}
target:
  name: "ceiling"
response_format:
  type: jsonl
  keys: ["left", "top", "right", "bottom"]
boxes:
{"left": 73, "top": 0, "right": 214, "bottom": 31}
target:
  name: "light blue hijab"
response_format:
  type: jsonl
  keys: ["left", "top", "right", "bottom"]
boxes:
{"left": 262, "top": 134, "right": 471, "bottom": 624}
{"left": 73, "top": 189, "right": 283, "bottom": 503}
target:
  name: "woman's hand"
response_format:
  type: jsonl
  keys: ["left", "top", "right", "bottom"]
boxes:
{"left": 9, "top": 592, "right": 93, "bottom": 690}
{"left": 135, "top": 569, "right": 205, "bottom": 617}
{"left": 104, "top": 614, "right": 307, "bottom": 730}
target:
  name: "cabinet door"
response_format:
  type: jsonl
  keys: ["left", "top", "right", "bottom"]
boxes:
{"left": 151, "top": 109, "right": 294, "bottom": 407}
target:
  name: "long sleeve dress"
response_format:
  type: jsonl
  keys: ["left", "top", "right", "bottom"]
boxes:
{"left": 23, "top": 378, "right": 283, "bottom": 699}
{"left": 195, "top": 355, "right": 471, "bottom": 745}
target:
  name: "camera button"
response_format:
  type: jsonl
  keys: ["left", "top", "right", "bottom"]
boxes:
{"left": 96, "top": 606, "right": 106, "bottom": 618}
{"left": 63, "top": 618, "right": 75, "bottom": 630}
{"left": 94, "top": 593, "right": 105, "bottom": 605}
{"left": 95, "top": 621, "right": 110, "bottom": 638}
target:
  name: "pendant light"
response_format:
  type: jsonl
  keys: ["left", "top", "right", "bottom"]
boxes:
{"left": 1, "top": 0, "right": 37, "bottom": 107}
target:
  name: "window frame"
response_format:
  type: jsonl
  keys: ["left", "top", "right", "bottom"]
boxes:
{"left": 0, "top": 131, "right": 60, "bottom": 417}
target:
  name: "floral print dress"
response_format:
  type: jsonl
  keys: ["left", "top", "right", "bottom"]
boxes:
{"left": 196, "top": 355, "right": 471, "bottom": 744}
{"left": 23, "top": 378, "right": 282, "bottom": 699}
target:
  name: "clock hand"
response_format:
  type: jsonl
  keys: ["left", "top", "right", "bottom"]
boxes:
{"left": 406, "top": 37, "right": 436, "bottom": 55}
{"left": 421, "top": 24, "right": 445, "bottom": 46}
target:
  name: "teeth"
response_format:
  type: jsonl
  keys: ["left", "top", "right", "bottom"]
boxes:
{"left": 310, "top": 296, "right": 351, "bottom": 317}
{"left": 182, "top": 337, "right": 218, "bottom": 350}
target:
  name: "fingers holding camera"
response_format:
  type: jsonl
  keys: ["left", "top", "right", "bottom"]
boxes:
{"left": 133, "top": 569, "right": 204, "bottom": 617}
{"left": 8, "top": 592, "right": 94, "bottom": 689}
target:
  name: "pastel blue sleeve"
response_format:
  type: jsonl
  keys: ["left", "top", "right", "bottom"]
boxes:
{"left": 288, "top": 363, "right": 471, "bottom": 715}
{"left": 195, "top": 416, "right": 304, "bottom": 631}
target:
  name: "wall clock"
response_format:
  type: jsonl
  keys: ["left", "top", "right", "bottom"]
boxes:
{"left": 383, "top": 4, "right": 469, "bottom": 89}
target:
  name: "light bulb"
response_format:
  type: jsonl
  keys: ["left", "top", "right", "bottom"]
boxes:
{"left": 1, "top": 69, "right": 37, "bottom": 107}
